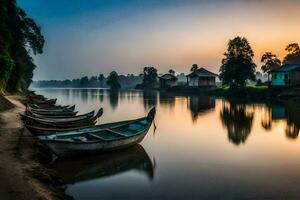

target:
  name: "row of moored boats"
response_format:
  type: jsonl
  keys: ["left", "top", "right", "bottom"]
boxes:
{"left": 21, "top": 91, "right": 156, "bottom": 157}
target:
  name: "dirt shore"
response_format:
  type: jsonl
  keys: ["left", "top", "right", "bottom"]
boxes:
{"left": 0, "top": 95, "right": 70, "bottom": 200}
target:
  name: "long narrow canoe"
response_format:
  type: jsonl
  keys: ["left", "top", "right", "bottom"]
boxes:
{"left": 38, "top": 107, "right": 156, "bottom": 157}
{"left": 51, "top": 145, "right": 154, "bottom": 185}
{"left": 27, "top": 105, "right": 75, "bottom": 113}
{"left": 28, "top": 104, "right": 71, "bottom": 110}
{"left": 21, "top": 108, "right": 103, "bottom": 127}
{"left": 27, "top": 108, "right": 78, "bottom": 117}
{"left": 29, "top": 109, "right": 92, "bottom": 119}
{"left": 28, "top": 97, "right": 57, "bottom": 105}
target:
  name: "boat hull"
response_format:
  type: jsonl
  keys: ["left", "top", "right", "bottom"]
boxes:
{"left": 42, "top": 127, "right": 150, "bottom": 157}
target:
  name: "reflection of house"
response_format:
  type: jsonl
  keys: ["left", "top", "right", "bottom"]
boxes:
{"left": 159, "top": 73, "right": 177, "bottom": 88}
{"left": 186, "top": 68, "right": 218, "bottom": 87}
{"left": 188, "top": 95, "right": 215, "bottom": 121}
{"left": 270, "top": 64, "right": 300, "bottom": 86}
{"left": 271, "top": 105, "right": 286, "bottom": 120}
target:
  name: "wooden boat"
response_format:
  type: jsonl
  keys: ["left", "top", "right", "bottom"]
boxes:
{"left": 21, "top": 108, "right": 103, "bottom": 127}
{"left": 27, "top": 105, "right": 76, "bottom": 112}
{"left": 25, "top": 123, "right": 96, "bottom": 135}
{"left": 28, "top": 103, "right": 71, "bottom": 110}
{"left": 26, "top": 108, "right": 78, "bottom": 117}
{"left": 51, "top": 145, "right": 154, "bottom": 185}
{"left": 28, "top": 109, "right": 92, "bottom": 119}
{"left": 28, "top": 97, "right": 57, "bottom": 105}
{"left": 38, "top": 107, "right": 156, "bottom": 157}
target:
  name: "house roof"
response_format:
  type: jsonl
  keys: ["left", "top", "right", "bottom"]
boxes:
{"left": 159, "top": 73, "right": 177, "bottom": 80}
{"left": 186, "top": 67, "right": 218, "bottom": 77}
{"left": 270, "top": 64, "right": 300, "bottom": 73}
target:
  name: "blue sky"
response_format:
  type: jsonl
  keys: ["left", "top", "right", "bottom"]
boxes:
{"left": 18, "top": 0, "right": 300, "bottom": 80}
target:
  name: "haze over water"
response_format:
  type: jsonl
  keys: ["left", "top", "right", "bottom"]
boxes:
{"left": 36, "top": 88, "right": 300, "bottom": 200}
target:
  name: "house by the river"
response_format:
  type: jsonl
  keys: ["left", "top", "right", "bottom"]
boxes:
{"left": 270, "top": 64, "right": 300, "bottom": 87}
{"left": 186, "top": 68, "right": 218, "bottom": 87}
{"left": 159, "top": 73, "right": 178, "bottom": 88}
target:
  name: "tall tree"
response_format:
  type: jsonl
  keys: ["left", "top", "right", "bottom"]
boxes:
{"left": 219, "top": 36, "right": 256, "bottom": 87}
{"left": 142, "top": 67, "right": 158, "bottom": 88}
{"left": 0, "top": 9, "right": 14, "bottom": 93}
{"left": 283, "top": 43, "right": 300, "bottom": 64}
{"left": 261, "top": 52, "right": 281, "bottom": 73}
{"left": 98, "top": 74, "right": 104, "bottom": 86}
{"left": 106, "top": 71, "right": 121, "bottom": 90}
{"left": 0, "top": 0, "right": 44, "bottom": 92}
{"left": 190, "top": 64, "right": 198, "bottom": 72}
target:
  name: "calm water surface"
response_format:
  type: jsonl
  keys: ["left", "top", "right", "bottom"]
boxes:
{"left": 35, "top": 88, "right": 300, "bottom": 200}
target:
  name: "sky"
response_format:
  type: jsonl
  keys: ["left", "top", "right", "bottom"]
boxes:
{"left": 18, "top": 0, "right": 300, "bottom": 80}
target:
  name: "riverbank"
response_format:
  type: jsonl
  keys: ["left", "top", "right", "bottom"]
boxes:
{"left": 166, "top": 85, "right": 300, "bottom": 100}
{"left": 0, "top": 94, "right": 71, "bottom": 200}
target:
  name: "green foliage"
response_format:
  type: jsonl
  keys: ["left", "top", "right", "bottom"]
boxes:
{"left": 106, "top": 71, "right": 121, "bottom": 90}
{"left": 142, "top": 67, "right": 158, "bottom": 88}
{"left": 261, "top": 52, "right": 281, "bottom": 73}
{"left": 219, "top": 36, "right": 256, "bottom": 87}
{"left": 0, "top": 0, "right": 44, "bottom": 92}
{"left": 283, "top": 43, "right": 300, "bottom": 64}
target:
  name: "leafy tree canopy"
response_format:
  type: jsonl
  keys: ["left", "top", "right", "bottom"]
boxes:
{"left": 142, "top": 67, "right": 158, "bottom": 88}
{"left": 190, "top": 64, "right": 198, "bottom": 72}
{"left": 261, "top": 52, "right": 281, "bottom": 73}
{"left": 168, "top": 69, "right": 175, "bottom": 75}
{"left": 283, "top": 43, "right": 300, "bottom": 65}
{"left": 106, "top": 71, "right": 121, "bottom": 90}
{"left": 219, "top": 36, "right": 256, "bottom": 87}
{"left": 0, "top": 0, "right": 44, "bottom": 92}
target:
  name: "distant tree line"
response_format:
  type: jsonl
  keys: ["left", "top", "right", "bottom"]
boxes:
{"left": 32, "top": 73, "right": 144, "bottom": 89}
{"left": 0, "top": 0, "right": 44, "bottom": 93}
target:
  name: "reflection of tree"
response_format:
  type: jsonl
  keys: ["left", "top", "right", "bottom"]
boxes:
{"left": 220, "top": 103, "right": 254, "bottom": 145}
{"left": 285, "top": 104, "right": 300, "bottom": 139}
{"left": 261, "top": 106, "right": 272, "bottom": 131}
{"left": 81, "top": 89, "right": 88, "bottom": 103}
{"left": 98, "top": 89, "right": 104, "bottom": 103}
{"left": 142, "top": 90, "right": 158, "bottom": 109}
{"left": 189, "top": 95, "right": 215, "bottom": 122}
{"left": 108, "top": 90, "right": 119, "bottom": 110}
{"left": 285, "top": 123, "right": 299, "bottom": 139}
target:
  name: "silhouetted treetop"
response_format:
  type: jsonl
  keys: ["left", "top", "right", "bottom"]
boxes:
{"left": 106, "top": 71, "right": 121, "bottom": 90}
{"left": 261, "top": 52, "right": 281, "bottom": 73}
{"left": 190, "top": 64, "right": 198, "bottom": 72}
{"left": 283, "top": 43, "right": 300, "bottom": 64}
{"left": 219, "top": 36, "right": 256, "bottom": 87}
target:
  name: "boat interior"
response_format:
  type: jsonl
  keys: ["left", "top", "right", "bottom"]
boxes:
{"left": 48, "top": 119, "right": 150, "bottom": 142}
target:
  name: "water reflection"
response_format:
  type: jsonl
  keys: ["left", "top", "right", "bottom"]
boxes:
{"left": 188, "top": 95, "right": 215, "bottom": 122}
{"left": 108, "top": 90, "right": 119, "bottom": 110}
{"left": 142, "top": 90, "right": 158, "bottom": 109}
{"left": 32, "top": 88, "right": 300, "bottom": 199}
{"left": 52, "top": 144, "right": 154, "bottom": 186}
{"left": 159, "top": 92, "right": 175, "bottom": 110}
{"left": 220, "top": 101, "right": 254, "bottom": 145}
{"left": 259, "top": 101, "right": 300, "bottom": 140}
